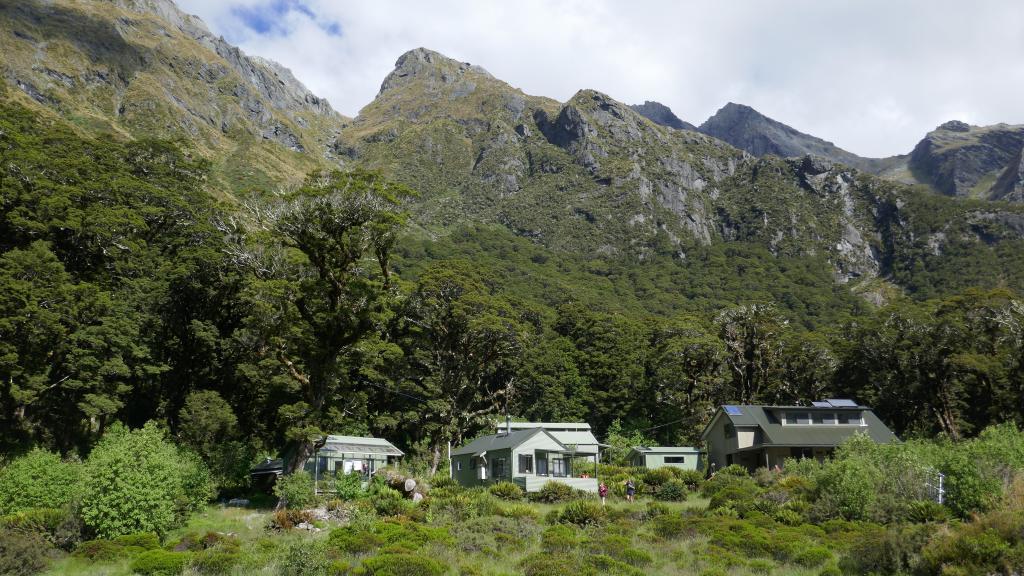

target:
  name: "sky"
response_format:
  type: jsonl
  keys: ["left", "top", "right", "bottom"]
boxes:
{"left": 174, "top": 0, "right": 1024, "bottom": 158}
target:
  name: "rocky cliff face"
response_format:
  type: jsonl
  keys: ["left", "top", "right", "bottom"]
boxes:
{"left": 0, "top": 0, "right": 347, "bottom": 194}
{"left": 908, "top": 120, "right": 1024, "bottom": 200}
{"left": 339, "top": 49, "right": 1024, "bottom": 285}
{"left": 629, "top": 100, "right": 697, "bottom": 131}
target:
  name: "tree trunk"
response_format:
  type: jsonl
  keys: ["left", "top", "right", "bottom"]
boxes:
{"left": 429, "top": 443, "right": 442, "bottom": 476}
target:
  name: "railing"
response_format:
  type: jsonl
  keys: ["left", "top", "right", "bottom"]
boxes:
{"left": 514, "top": 476, "right": 599, "bottom": 493}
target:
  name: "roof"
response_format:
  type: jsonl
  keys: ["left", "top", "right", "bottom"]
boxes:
{"left": 631, "top": 446, "right": 701, "bottom": 454}
{"left": 497, "top": 422, "right": 593, "bottom": 431}
{"left": 452, "top": 428, "right": 567, "bottom": 457}
{"left": 320, "top": 435, "right": 404, "bottom": 456}
{"left": 550, "top": 430, "right": 600, "bottom": 446}
{"left": 251, "top": 458, "right": 283, "bottom": 475}
{"left": 701, "top": 404, "right": 898, "bottom": 447}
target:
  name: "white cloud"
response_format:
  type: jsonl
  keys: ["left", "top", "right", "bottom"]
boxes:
{"left": 175, "top": 0, "right": 1024, "bottom": 157}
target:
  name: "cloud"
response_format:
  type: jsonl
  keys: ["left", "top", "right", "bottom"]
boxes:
{"left": 174, "top": 0, "right": 1024, "bottom": 157}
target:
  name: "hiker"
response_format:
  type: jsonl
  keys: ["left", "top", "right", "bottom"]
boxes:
{"left": 598, "top": 481, "right": 609, "bottom": 505}
{"left": 625, "top": 478, "right": 636, "bottom": 503}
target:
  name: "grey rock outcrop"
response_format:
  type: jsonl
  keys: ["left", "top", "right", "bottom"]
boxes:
{"left": 630, "top": 100, "right": 697, "bottom": 131}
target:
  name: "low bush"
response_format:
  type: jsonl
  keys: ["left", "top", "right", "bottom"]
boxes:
{"left": 585, "top": 553, "right": 645, "bottom": 576}
{"left": 656, "top": 479, "right": 688, "bottom": 501}
{"left": 488, "top": 481, "right": 524, "bottom": 501}
{"left": 0, "top": 528, "right": 53, "bottom": 576}
{"left": 371, "top": 488, "right": 414, "bottom": 517}
{"left": 641, "top": 467, "right": 675, "bottom": 489}
{"left": 269, "top": 508, "right": 314, "bottom": 530}
{"left": 559, "top": 499, "right": 607, "bottom": 527}
{"left": 130, "top": 549, "right": 192, "bottom": 576}
{"left": 674, "top": 469, "right": 705, "bottom": 491}
{"left": 114, "top": 532, "right": 161, "bottom": 550}
{"left": 190, "top": 548, "right": 241, "bottom": 575}
{"left": 529, "top": 481, "right": 578, "bottom": 503}
{"left": 358, "top": 553, "right": 448, "bottom": 576}
{"left": 839, "top": 524, "right": 933, "bottom": 576}
{"left": 74, "top": 538, "right": 128, "bottom": 561}
{"left": 274, "top": 471, "right": 317, "bottom": 510}
{"left": 0, "top": 506, "right": 82, "bottom": 550}
{"left": 500, "top": 503, "right": 540, "bottom": 520}
{"left": 333, "top": 471, "right": 365, "bottom": 501}
{"left": 652, "top": 513, "right": 689, "bottom": 539}
{"left": 541, "top": 524, "right": 578, "bottom": 552}
{"left": 791, "top": 545, "right": 832, "bottom": 567}
{"left": 280, "top": 538, "right": 330, "bottom": 576}
{"left": 520, "top": 552, "right": 577, "bottom": 576}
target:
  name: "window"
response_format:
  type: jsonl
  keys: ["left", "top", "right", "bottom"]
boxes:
{"left": 664, "top": 456, "right": 686, "bottom": 464}
{"left": 725, "top": 424, "right": 736, "bottom": 438}
{"left": 491, "top": 457, "right": 506, "bottom": 478}
{"left": 837, "top": 412, "right": 864, "bottom": 425}
{"left": 552, "top": 458, "right": 567, "bottom": 477}
{"left": 786, "top": 412, "right": 811, "bottom": 424}
{"left": 518, "top": 454, "right": 533, "bottom": 473}
{"left": 537, "top": 457, "right": 548, "bottom": 476}
{"left": 812, "top": 412, "right": 837, "bottom": 424}
{"left": 456, "top": 460, "right": 463, "bottom": 471}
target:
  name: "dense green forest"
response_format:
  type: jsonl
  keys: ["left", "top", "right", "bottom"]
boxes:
{"left": 2, "top": 99, "right": 1024, "bottom": 473}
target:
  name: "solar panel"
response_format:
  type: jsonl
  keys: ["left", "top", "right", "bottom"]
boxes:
{"left": 724, "top": 405, "right": 743, "bottom": 415}
{"left": 826, "top": 398, "right": 858, "bottom": 407}
{"left": 811, "top": 401, "right": 832, "bottom": 407}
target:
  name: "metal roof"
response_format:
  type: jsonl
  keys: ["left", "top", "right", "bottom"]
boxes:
{"left": 497, "top": 422, "right": 593, "bottom": 431}
{"left": 452, "top": 428, "right": 561, "bottom": 456}
{"left": 319, "top": 435, "right": 404, "bottom": 456}
{"left": 631, "top": 446, "right": 701, "bottom": 454}
{"left": 549, "top": 430, "right": 600, "bottom": 446}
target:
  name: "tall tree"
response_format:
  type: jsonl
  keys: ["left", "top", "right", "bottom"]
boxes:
{"left": 227, "top": 169, "right": 408, "bottom": 472}
{"left": 393, "top": 261, "right": 529, "bottom": 474}
{"left": 716, "top": 303, "right": 787, "bottom": 404}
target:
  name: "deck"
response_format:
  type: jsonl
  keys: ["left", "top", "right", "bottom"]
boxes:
{"left": 513, "top": 476, "right": 599, "bottom": 493}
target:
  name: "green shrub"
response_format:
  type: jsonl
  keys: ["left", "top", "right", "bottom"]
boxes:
{"left": 541, "top": 524, "right": 578, "bottom": 552}
{"left": 840, "top": 524, "right": 932, "bottom": 576}
{"left": 0, "top": 528, "right": 52, "bottom": 576}
{"left": 641, "top": 467, "right": 675, "bottom": 489}
{"left": 814, "top": 459, "right": 878, "bottom": 521}
{"left": 191, "top": 548, "right": 240, "bottom": 575}
{"left": 0, "top": 449, "right": 81, "bottom": 514}
{"left": 906, "top": 499, "right": 950, "bottom": 523}
{"left": 529, "top": 481, "right": 577, "bottom": 503}
{"left": 500, "top": 503, "right": 539, "bottom": 520}
{"left": 358, "top": 553, "right": 447, "bottom": 576}
{"left": 0, "top": 506, "right": 82, "bottom": 550}
{"left": 652, "top": 513, "right": 688, "bottom": 538}
{"left": 615, "top": 547, "right": 653, "bottom": 567}
{"left": 585, "top": 553, "right": 645, "bottom": 575}
{"left": 674, "top": 469, "right": 705, "bottom": 490}
{"left": 333, "top": 471, "right": 365, "bottom": 501}
{"left": 792, "top": 545, "right": 831, "bottom": 567}
{"left": 718, "top": 464, "right": 749, "bottom": 477}
{"left": 114, "top": 532, "right": 160, "bottom": 550}
{"left": 372, "top": 488, "right": 414, "bottom": 517}
{"left": 274, "top": 471, "right": 317, "bottom": 510}
{"left": 656, "top": 479, "right": 688, "bottom": 501}
{"left": 74, "top": 538, "right": 127, "bottom": 560}
{"left": 520, "top": 552, "right": 578, "bottom": 576}
{"left": 707, "top": 476, "right": 762, "bottom": 516}
{"left": 559, "top": 499, "right": 607, "bottom": 526}
{"left": 80, "top": 422, "right": 215, "bottom": 538}
{"left": 130, "top": 549, "right": 192, "bottom": 575}
{"left": 280, "top": 539, "right": 330, "bottom": 576}
{"left": 489, "top": 481, "right": 524, "bottom": 501}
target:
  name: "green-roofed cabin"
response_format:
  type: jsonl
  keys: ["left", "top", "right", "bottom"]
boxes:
{"left": 700, "top": 400, "right": 898, "bottom": 473}
{"left": 250, "top": 435, "right": 404, "bottom": 493}
{"left": 451, "top": 428, "right": 599, "bottom": 493}
{"left": 629, "top": 446, "right": 703, "bottom": 471}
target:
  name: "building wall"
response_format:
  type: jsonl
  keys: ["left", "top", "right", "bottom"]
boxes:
{"left": 452, "top": 448, "right": 513, "bottom": 488}
{"left": 704, "top": 417, "right": 735, "bottom": 472}
{"left": 641, "top": 452, "right": 703, "bottom": 471}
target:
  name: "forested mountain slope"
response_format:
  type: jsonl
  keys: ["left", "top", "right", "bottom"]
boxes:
{"left": 2, "top": 1, "right": 1024, "bottom": 463}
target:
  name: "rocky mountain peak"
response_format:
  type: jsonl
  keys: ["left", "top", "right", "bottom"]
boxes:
{"left": 629, "top": 100, "right": 696, "bottom": 130}
{"left": 937, "top": 120, "right": 972, "bottom": 132}
{"left": 378, "top": 47, "right": 493, "bottom": 96}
